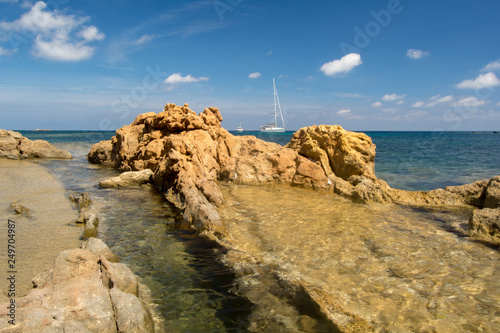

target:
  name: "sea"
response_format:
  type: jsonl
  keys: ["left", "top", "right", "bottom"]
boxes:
{"left": 16, "top": 130, "right": 500, "bottom": 332}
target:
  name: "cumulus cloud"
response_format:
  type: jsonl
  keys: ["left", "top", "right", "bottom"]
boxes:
{"left": 406, "top": 49, "right": 429, "bottom": 59}
{"left": 0, "top": 1, "right": 104, "bottom": 61}
{"left": 455, "top": 72, "right": 500, "bottom": 89}
{"left": 320, "top": 53, "right": 362, "bottom": 76}
{"left": 371, "top": 101, "right": 382, "bottom": 108}
{"left": 382, "top": 93, "right": 406, "bottom": 101}
{"left": 412, "top": 101, "right": 424, "bottom": 108}
{"left": 248, "top": 72, "right": 261, "bottom": 79}
{"left": 481, "top": 59, "right": 500, "bottom": 72}
{"left": 78, "top": 26, "right": 105, "bottom": 41}
{"left": 164, "top": 73, "right": 209, "bottom": 84}
{"left": 454, "top": 96, "right": 486, "bottom": 107}
{"left": 337, "top": 109, "right": 351, "bottom": 115}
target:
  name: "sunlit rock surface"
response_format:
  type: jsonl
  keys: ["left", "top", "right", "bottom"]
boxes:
{"left": 0, "top": 129, "right": 72, "bottom": 159}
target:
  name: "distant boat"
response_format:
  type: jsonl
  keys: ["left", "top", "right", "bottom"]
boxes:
{"left": 35, "top": 129, "right": 51, "bottom": 131}
{"left": 236, "top": 124, "right": 244, "bottom": 132}
{"left": 260, "top": 78, "right": 285, "bottom": 133}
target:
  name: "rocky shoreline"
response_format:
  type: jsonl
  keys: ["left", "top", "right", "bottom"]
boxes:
{"left": 87, "top": 102, "right": 499, "bottom": 331}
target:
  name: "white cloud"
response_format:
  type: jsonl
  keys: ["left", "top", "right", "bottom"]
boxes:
{"left": 382, "top": 93, "right": 406, "bottom": 101}
{"left": 371, "top": 101, "right": 382, "bottom": 108}
{"left": 164, "top": 73, "right": 209, "bottom": 84}
{"left": 454, "top": 96, "right": 486, "bottom": 107}
{"left": 427, "top": 95, "right": 453, "bottom": 107}
{"left": 0, "top": 1, "right": 104, "bottom": 61}
{"left": 78, "top": 26, "right": 105, "bottom": 41}
{"left": 320, "top": 53, "right": 362, "bottom": 76}
{"left": 337, "top": 109, "right": 351, "bottom": 115}
{"left": 266, "top": 50, "right": 272, "bottom": 56}
{"left": 406, "top": 49, "right": 429, "bottom": 59}
{"left": 33, "top": 35, "right": 95, "bottom": 61}
{"left": 481, "top": 59, "right": 500, "bottom": 72}
{"left": 397, "top": 100, "right": 404, "bottom": 105}
{"left": 248, "top": 72, "right": 261, "bottom": 79}
{"left": 412, "top": 101, "right": 424, "bottom": 108}
{"left": 497, "top": 102, "right": 500, "bottom": 107}
{"left": 455, "top": 72, "right": 500, "bottom": 89}
{"left": 134, "top": 34, "right": 153, "bottom": 45}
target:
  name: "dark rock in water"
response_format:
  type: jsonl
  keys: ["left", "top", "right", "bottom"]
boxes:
{"left": 10, "top": 201, "right": 30, "bottom": 216}
{"left": 69, "top": 192, "right": 91, "bottom": 209}
{"left": 469, "top": 208, "right": 500, "bottom": 243}
{"left": 81, "top": 213, "right": 99, "bottom": 239}
{"left": 0, "top": 129, "right": 72, "bottom": 159}
{"left": 0, "top": 239, "right": 156, "bottom": 332}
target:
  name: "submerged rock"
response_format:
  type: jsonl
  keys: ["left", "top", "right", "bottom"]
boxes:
{"left": 0, "top": 238, "right": 155, "bottom": 332}
{"left": 0, "top": 129, "right": 72, "bottom": 159}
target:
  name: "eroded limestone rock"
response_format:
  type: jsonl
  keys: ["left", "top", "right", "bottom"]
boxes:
{"left": 0, "top": 129, "right": 72, "bottom": 159}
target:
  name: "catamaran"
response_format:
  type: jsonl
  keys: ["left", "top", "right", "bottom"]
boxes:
{"left": 260, "top": 78, "right": 285, "bottom": 133}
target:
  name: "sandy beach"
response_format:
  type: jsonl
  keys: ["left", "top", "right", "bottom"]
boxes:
{"left": 0, "top": 159, "right": 83, "bottom": 296}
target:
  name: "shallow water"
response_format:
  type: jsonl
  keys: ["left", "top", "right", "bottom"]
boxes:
{"left": 219, "top": 184, "right": 500, "bottom": 332}
{"left": 14, "top": 130, "right": 500, "bottom": 331}
{"left": 38, "top": 145, "right": 251, "bottom": 332}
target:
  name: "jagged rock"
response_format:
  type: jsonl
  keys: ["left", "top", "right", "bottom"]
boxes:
{"left": 469, "top": 208, "right": 500, "bottom": 242}
{"left": 87, "top": 140, "right": 113, "bottom": 165}
{"left": 99, "top": 169, "right": 154, "bottom": 188}
{"left": 0, "top": 240, "right": 155, "bottom": 332}
{"left": 286, "top": 125, "right": 377, "bottom": 181}
{"left": 0, "top": 129, "right": 72, "bottom": 159}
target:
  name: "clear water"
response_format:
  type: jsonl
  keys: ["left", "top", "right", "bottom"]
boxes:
{"left": 16, "top": 129, "right": 500, "bottom": 332}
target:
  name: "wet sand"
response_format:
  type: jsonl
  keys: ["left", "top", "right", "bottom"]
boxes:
{"left": 0, "top": 159, "right": 83, "bottom": 296}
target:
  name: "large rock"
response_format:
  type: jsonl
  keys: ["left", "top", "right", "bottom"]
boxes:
{"left": 0, "top": 129, "right": 72, "bottom": 159}
{"left": 88, "top": 103, "right": 332, "bottom": 238}
{"left": 0, "top": 239, "right": 155, "bottom": 332}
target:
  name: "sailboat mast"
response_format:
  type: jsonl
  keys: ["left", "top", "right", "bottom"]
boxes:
{"left": 273, "top": 78, "right": 278, "bottom": 126}
{"left": 274, "top": 79, "right": 285, "bottom": 129}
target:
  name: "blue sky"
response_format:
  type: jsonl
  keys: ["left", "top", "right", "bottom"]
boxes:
{"left": 1, "top": 0, "right": 500, "bottom": 131}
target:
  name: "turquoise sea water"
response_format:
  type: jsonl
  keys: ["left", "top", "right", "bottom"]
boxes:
{"left": 17, "top": 129, "right": 500, "bottom": 331}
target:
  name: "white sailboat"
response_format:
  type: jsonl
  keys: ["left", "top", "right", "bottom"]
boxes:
{"left": 260, "top": 78, "right": 285, "bottom": 133}
{"left": 236, "top": 123, "right": 244, "bottom": 132}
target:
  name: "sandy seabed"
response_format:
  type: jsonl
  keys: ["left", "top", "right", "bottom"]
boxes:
{"left": 0, "top": 159, "right": 82, "bottom": 296}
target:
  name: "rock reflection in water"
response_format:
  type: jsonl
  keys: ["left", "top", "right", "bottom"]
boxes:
{"left": 219, "top": 184, "right": 500, "bottom": 332}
